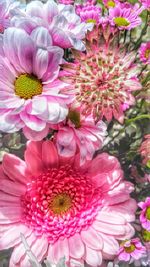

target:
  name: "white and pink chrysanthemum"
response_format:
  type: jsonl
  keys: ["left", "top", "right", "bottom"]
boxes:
{"left": 0, "top": 0, "right": 19, "bottom": 33}
{"left": 108, "top": 3, "right": 142, "bottom": 30}
{"left": 139, "top": 134, "right": 150, "bottom": 167}
{"left": 53, "top": 109, "right": 107, "bottom": 165}
{"left": 0, "top": 140, "right": 137, "bottom": 267}
{"left": 11, "top": 0, "right": 93, "bottom": 51}
{"left": 76, "top": 3, "right": 101, "bottom": 25}
{"left": 118, "top": 238, "right": 146, "bottom": 262}
{"left": 0, "top": 27, "right": 72, "bottom": 140}
{"left": 139, "top": 42, "right": 150, "bottom": 65}
{"left": 61, "top": 43, "right": 141, "bottom": 123}
{"left": 139, "top": 197, "right": 150, "bottom": 231}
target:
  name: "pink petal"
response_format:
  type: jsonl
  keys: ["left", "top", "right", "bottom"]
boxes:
{"left": 68, "top": 233, "right": 85, "bottom": 259}
{"left": 31, "top": 26, "right": 52, "bottom": 48}
{"left": 96, "top": 211, "right": 126, "bottom": 225}
{"left": 0, "top": 178, "right": 26, "bottom": 196}
{"left": 42, "top": 140, "right": 59, "bottom": 168}
{"left": 93, "top": 220, "right": 126, "bottom": 236}
{"left": 0, "top": 207, "right": 22, "bottom": 224}
{"left": 23, "top": 125, "right": 49, "bottom": 141}
{"left": 81, "top": 226, "right": 103, "bottom": 250}
{"left": 85, "top": 247, "right": 102, "bottom": 267}
{"left": 99, "top": 233, "right": 119, "bottom": 255}
{"left": 49, "top": 238, "right": 69, "bottom": 263}
{"left": 25, "top": 143, "right": 44, "bottom": 176}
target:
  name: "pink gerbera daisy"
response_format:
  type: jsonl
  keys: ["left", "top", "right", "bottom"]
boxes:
{"left": 0, "top": 140, "right": 136, "bottom": 267}
{"left": 139, "top": 42, "right": 150, "bottom": 64}
{"left": 118, "top": 238, "right": 146, "bottom": 262}
{"left": 53, "top": 109, "right": 107, "bottom": 165}
{"left": 0, "top": 27, "right": 72, "bottom": 140}
{"left": 139, "top": 197, "right": 150, "bottom": 231}
{"left": 108, "top": 3, "right": 142, "bottom": 30}
{"left": 60, "top": 40, "right": 141, "bottom": 123}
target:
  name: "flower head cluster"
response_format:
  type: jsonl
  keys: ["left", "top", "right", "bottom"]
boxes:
{"left": 139, "top": 42, "right": 150, "bottom": 64}
{"left": 0, "top": 140, "right": 136, "bottom": 267}
{"left": 118, "top": 238, "right": 146, "bottom": 262}
{"left": 61, "top": 41, "right": 141, "bottom": 123}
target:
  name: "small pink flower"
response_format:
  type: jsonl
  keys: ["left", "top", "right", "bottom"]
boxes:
{"left": 0, "top": 27, "right": 72, "bottom": 140}
{"left": 139, "top": 197, "right": 150, "bottom": 231}
{"left": 76, "top": 3, "right": 101, "bottom": 25}
{"left": 54, "top": 109, "right": 107, "bottom": 165}
{"left": 0, "top": 140, "right": 136, "bottom": 266}
{"left": 109, "top": 3, "right": 142, "bottom": 30}
{"left": 139, "top": 42, "right": 150, "bottom": 64}
{"left": 139, "top": 134, "right": 150, "bottom": 166}
{"left": 118, "top": 238, "right": 146, "bottom": 262}
{"left": 103, "top": 0, "right": 120, "bottom": 8}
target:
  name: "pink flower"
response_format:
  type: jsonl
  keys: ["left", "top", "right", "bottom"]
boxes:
{"left": 103, "top": 0, "right": 120, "bottom": 8}
{"left": 139, "top": 42, "right": 150, "bottom": 64}
{"left": 11, "top": 0, "right": 93, "bottom": 51}
{"left": 58, "top": 0, "right": 74, "bottom": 5}
{"left": 61, "top": 42, "right": 141, "bottom": 123}
{"left": 0, "top": 140, "right": 136, "bottom": 267}
{"left": 139, "top": 0, "right": 150, "bottom": 9}
{"left": 0, "top": 27, "right": 72, "bottom": 140}
{"left": 139, "top": 197, "right": 150, "bottom": 231}
{"left": 0, "top": 0, "right": 19, "bottom": 33}
{"left": 108, "top": 3, "right": 142, "bottom": 30}
{"left": 54, "top": 109, "right": 107, "bottom": 165}
{"left": 118, "top": 238, "right": 146, "bottom": 262}
{"left": 139, "top": 135, "right": 150, "bottom": 166}
{"left": 76, "top": 3, "right": 101, "bottom": 25}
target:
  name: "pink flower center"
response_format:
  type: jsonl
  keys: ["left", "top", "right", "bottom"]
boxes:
{"left": 21, "top": 165, "right": 101, "bottom": 243}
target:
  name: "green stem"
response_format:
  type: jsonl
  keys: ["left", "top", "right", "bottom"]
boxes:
{"left": 134, "top": 11, "right": 149, "bottom": 50}
{"left": 125, "top": 114, "right": 150, "bottom": 124}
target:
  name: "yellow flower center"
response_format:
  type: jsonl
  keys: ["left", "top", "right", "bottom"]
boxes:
{"left": 124, "top": 244, "right": 135, "bottom": 253}
{"left": 50, "top": 193, "right": 72, "bottom": 215}
{"left": 15, "top": 74, "right": 42, "bottom": 100}
{"left": 142, "top": 229, "right": 150, "bottom": 242}
{"left": 145, "top": 49, "right": 150, "bottom": 59}
{"left": 114, "top": 17, "right": 130, "bottom": 27}
{"left": 86, "top": 19, "right": 97, "bottom": 24}
{"left": 68, "top": 109, "right": 81, "bottom": 128}
{"left": 146, "top": 207, "right": 150, "bottom": 220}
{"left": 107, "top": 1, "right": 115, "bottom": 7}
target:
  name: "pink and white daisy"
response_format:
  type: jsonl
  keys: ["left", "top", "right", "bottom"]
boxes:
{"left": 11, "top": 0, "right": 93, "bottom": 51}
{"left": 139, "top": 197, "right": 150, "bottom": 231}
{"left": 0, "top": 0, "right": 19, "bottom": 33}
{"left": 54, "top": 109, "right": 107, "bottom": 165}
{"left": 108, "top": 3, "right": 142, "bottom": 30}
{"left": 139, "top": 42, "right": 150, "bottom": 65}
{"left": 139, "top": 135, "right": 150, "bottom": 166}
{"left": 0, "top": 27, "right": 72, "bottom": 140}
{"left": 118, "top": 238, "right": 146, "bottom": 262}
{"left": 76, "top": 3, "right": 101, "bottom": 25}
{"left": 0, "top": 140, "right": 136, "bottom": 267}
{"left": 61, "top": 42, "right": 141, "bottom": 123}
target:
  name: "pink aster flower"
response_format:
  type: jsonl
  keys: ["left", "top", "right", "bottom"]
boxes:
{"left": 76, "top": 3, "right": 101, "bottom": 25}
{"left": 0, "top": 0, "right": 19, "bottom": 33}
{"left": 139, "top": 197, "right": 150, "bottom": 231}
{"left": 108, "top": 3, "right": 142, "bottom": 30}
{"left": 118, "top": 238, "right": 146, "bottom": 262}
{"left": 139, "top": 42, "right": 150, "bottom": 64}
{"left": 61, "top": 42, "right": 141, "bottom": 123}
{"left": 0, "top": 140, "right": 136, "bottom": 267}
{"left": 11, "top": 0, "right": 93, "bottom": 51}
{"left": 139, "top": 0, "right": 150, "bottom": 10}
{"left": 0, "top": 27, "right": 72, "bottom": 140}
{"left": 139, "top": 135, "right": 150, "bottom": 166}
{"left": 53, "top": 109, "right": 107, "bottom": 165}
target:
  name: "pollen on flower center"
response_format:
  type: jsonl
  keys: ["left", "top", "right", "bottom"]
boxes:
{"left": 49, "top": 193, "right": 72, "bottom": 215}
{"left": 107, "top": 1, "right": 115, "bottom": 7}
{"left": 124, "top": 244, "right": 135, "bottom": 253}
{"left": 68, "top": 109, "right": 81, "bottom": 128}
{"left": 86, "top": 19, "right": 97, "bottom": 24}
{"left": 146, "top": 207, "right": 150, "bottom": 220}
{"left": 114, "top": 17, "right": 130, "bottom": 27}
{"left": 145, "top": 49, "right": 150, "bottom": 59}
{"left": 15, "top": 74, "right": 42, "bottom": 100}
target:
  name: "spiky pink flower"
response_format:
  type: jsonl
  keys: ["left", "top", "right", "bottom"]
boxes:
{"left": 61, "top": 43, "right": 141, "bottom": 123}
{"left": 0, "top": 0, "right": 19, "bottom": 33}
{"left": 108, "top": 3, "right": 142, "bottom": 30}
{"left": 118, "top": 238, "right": 146, "bottom": 262}
{"left": 0, "top": 140, "right": 136, "bottom": 267}
{"left": 139, "top": 197, "right": 150, "bottom": 231}
{"left": 139, "top": 135, "right": 150, "bottom": 166}
{"left": 139, "top": 42, "right": 150, "bottom": 64}
{"left": 11, "top": 0, "right": 93, "bottom": 51}
{"left": 54, "top": 109, "right": 107, "bottom": 165}
{"left": 0, "top": 27, "right": 72, "bottom": 140}
{"left": 76, "top": 3, "right": 101, "bottom": 25}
